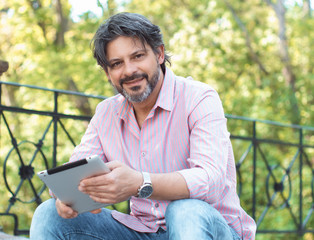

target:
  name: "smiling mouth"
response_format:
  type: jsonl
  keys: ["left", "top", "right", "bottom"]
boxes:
{"left": 120, "top": 73, "right": 148, "bottom": 86}
{"left": 122, "top": 77, "right": 145, "bottom": 86}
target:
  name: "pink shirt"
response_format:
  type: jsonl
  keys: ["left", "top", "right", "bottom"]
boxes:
{"left": 70, "top": 68, "right": 256, "bottom": 239}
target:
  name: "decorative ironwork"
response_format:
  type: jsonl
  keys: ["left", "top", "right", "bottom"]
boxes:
{"left": 0, "top": 81, "right": 313, "bottom": 237}
{"left": 227, "top": 115, "right": 313, "bottom": 237}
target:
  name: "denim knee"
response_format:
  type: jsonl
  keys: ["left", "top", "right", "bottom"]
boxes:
{"left": 165, "top": 199, "right": 212, "bottom": 222}
{"left": 32, "top": 198, "right": 57, "bottom": 221}
{"left": 30, "top": 198, "right": 59, "bottom": 238}
{"left": 165, "top": 199, "right": 234, "bottom": 240}
{"left": 35, "top": 198, "right": 56, "bottom": 213}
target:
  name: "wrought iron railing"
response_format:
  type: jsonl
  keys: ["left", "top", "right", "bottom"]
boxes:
{"left": 0, "top": 81, "right": 313, "bottom": 238}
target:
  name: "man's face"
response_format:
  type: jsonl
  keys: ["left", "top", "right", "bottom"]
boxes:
{"left": 105, "top": 36, "right": 164, "bottom": 103}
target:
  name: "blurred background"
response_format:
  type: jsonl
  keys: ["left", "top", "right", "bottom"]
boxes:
{"left": 1, "top": 0, "right": 313, "bottom": 125}
{"left": 0, "top": 0, "right": 313, "bottom": 239}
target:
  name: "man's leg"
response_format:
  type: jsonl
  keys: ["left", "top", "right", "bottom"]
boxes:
{"left": 165, "top": 199, "right": 241, "bottom": 240}
{"left": 30, "top": 199, "right": 168, "bottom": 240}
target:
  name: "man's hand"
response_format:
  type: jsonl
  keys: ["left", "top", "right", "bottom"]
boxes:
{"left": 55, "top": 199, "right": 102, "bottom": 218}
{"left": 78, "top": 161, "right": 142, "bottom": 204}
{"left": 55, "top": 198, "right": 78, "bottom": 219}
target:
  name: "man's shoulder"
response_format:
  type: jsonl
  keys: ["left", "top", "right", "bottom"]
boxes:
{"left": 94, "top": 94, "right": 124, "bottom": 115}
{"left": 171, "top": 74, "right": 222, "bottom": 115}
{"left": 174, "top": 75, "right": 217, "bottom": 98}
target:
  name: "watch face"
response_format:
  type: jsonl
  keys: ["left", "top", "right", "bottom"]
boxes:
{"left": 139, "top": 185, "right": 153, "bottom": 198}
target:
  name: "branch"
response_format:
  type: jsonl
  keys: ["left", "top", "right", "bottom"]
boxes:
{"left": 263, "top": 0, "right": 276, "bottom": 9}
{"left": 97, "top": 0, "right": 105, "bottom": 17}
{"left": 0, "top": 7, "right": 9, "bottom": 13}
{"left": 26, "top": 0, "right": 47, "bottom": 40}
{"left": 107, "top": 0, "right": 116, "bottom": 16}
{"left": 224, "top": 0, "right": 269, "bottom": 75}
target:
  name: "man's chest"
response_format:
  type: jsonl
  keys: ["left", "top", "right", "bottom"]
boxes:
{"left": 99, "top": 108, "right": 191, "bottom": 172}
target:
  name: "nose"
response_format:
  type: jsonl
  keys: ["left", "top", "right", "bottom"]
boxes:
{"left": 123, "top": 61, "right": 138, "bottom": 77}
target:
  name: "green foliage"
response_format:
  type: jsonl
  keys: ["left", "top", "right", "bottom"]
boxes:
{"left": 0, "top": 0, "right": 313, "bottom": 239}
{"left": 127, "top": 0, "right": 313, "bottom": 127}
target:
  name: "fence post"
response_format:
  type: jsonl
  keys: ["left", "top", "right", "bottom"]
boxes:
{"left": 299, "top": 128, "right": 303, "bottom": 235}
{"left": 252, "top": 121, "right": 257, "bottom": 221}
{"left": 53, "top": 91, "right": 58, "bottom": 167}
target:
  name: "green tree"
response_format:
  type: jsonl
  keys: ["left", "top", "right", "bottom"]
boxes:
{"left": 0, "top": 0, "right": 312, "bottom": 238}
{"left": 126, "top": 0, "right": 313, "bottom": 127}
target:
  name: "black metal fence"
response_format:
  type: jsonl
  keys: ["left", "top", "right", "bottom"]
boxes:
{"left": 0, "top": 81, "right": 313, "bottom": 238}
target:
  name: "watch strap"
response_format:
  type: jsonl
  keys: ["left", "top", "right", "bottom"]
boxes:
{"left": 142, "top": 172, "right": 151, "bottom": 184}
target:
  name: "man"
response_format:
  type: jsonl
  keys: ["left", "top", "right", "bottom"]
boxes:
{"left": 30, "top": 12, "right": 256, "bottom": 239}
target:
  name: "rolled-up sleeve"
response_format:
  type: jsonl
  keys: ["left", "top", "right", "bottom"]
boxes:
{"left": 178, "top": 90, "right": 230, "bottom": 204}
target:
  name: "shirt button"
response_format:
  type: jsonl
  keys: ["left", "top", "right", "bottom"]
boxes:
{"left": 141, "top": 152, "right": 146, "bottom": 157}
{"left": 155, "top": 203, "right": 159, "bottom": 208}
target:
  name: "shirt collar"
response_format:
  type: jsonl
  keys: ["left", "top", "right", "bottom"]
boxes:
{"left": 116, "top": 67, "right": 175, "bottom": 120}
{"left": 115, "top": 95, "right": 132, "bottom": 120}
{"left": 154, "top": 67, "right": 175, "bottom": 112}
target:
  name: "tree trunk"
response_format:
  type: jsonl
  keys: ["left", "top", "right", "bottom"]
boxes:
{"left": 54, "top": 0, "right": 68, "bottom": 48}
{"left": 264, "top": 0, "right": 301, "bottom": 124}
{"left": 67, "top": 78, "right": 92, "bottom": 116}
{"left": 0, "top": 60, "right": 9, "bottom": 77}
{"left": 1, "top": 62, "right": 19, "bottom": 107}
{"left": 303, "top": 0, "right": 312, "bottom": 18}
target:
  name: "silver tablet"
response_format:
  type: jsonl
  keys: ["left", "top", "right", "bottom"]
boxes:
{"left": 37, "top": 155, "right": 111, "bottom": 214}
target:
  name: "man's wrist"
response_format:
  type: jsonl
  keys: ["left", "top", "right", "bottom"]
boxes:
{"left": 137, "top": 172, "right": 153, "bottom": 198}
{"left": 133, "top": 171, "right": 143, "bottom": 197}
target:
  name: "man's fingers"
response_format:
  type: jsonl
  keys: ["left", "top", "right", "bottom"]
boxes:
{"left": 79, "top": 173, "right": 116, "bottom": 192}
{"left": 79, "top": 161, "right": 123, "bottom": 188}
{"left": 90, "top": 208, "right": 102, "bottom": 214}
{"left": 55, "top": 198, "right": 78, "bottom": 219}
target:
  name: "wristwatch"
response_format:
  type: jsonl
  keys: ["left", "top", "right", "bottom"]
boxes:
{"left": 137, "top": 172, "right": 153, "bottom": 198}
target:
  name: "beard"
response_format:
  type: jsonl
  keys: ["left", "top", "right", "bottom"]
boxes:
{"left": 110, "top": 65, "right": 161, "bottom": 103}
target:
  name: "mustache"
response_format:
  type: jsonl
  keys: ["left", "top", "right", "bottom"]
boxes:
{"left": 119, "top": 73, "right": 148, "bottom": 85}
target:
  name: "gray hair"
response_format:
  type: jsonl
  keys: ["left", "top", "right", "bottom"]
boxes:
{"left": 91, "top": 12, "right": 171, "bottom": 73}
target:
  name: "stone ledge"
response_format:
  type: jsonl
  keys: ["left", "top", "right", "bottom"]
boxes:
{"left": 0, "top": 232, "right": 28, "bottom": 240}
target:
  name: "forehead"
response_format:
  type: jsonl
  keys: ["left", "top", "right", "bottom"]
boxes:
{"left": 106, "top": 36, "right": 150, "bottom": 60}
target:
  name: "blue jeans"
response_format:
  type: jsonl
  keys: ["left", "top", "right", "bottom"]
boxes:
{"left": 30, "top": 199, "right": 241, "bottom": 240}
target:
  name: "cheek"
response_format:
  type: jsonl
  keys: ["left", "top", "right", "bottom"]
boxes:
{"left": 107, "top": 72, "right": 120, "bottom": 84}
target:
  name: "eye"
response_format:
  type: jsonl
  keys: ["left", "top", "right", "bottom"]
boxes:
{"left": 110, "top": 61, "right": 122, "bottom": 69}
{"left": 134, "top": 53, "right": 145, "bottom": 59}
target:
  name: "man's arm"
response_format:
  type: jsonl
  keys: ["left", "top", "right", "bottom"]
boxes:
{"left": 150, "top": 172, "right": 190, "bottom": 200}
{"left": 78, "top": 161, "right": 190, "bottom": 204}
{"left": 178, "top": 91, "right": 231, "bottom": 203}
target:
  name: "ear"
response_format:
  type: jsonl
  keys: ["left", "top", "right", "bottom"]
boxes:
{"left": 156, "top": 45, "right": 165, "bottom": 65}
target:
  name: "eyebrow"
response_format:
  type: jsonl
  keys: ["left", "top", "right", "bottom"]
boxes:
{"left": 131, "top": 49, "right": 148, "bottom": 56}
